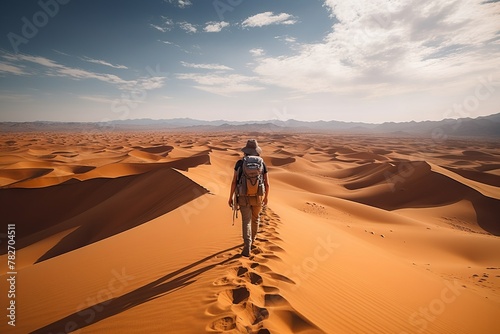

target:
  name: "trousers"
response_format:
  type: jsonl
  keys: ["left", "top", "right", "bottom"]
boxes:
{"left": 238, "top": 196, "right": 262, "bottom": 254}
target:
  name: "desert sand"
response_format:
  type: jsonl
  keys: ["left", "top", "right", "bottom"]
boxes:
{"left": 0, "top": 130, "right": 499, "bottom": 334}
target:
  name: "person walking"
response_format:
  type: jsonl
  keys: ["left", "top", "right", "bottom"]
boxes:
{"left": 228, "top": 139, "right": 269, "bottom": 257}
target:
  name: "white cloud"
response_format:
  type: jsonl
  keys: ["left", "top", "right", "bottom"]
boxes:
{"left": 176, "top": 73, "right": 263, "bottom": 96}
{"left": 204, "top": 21, "right": 229, "bottom": 33}
{"left": 159, "top": 40, "right": 175, "bottom": 46}
{"left": 253, "top": 0, "right": 500, "bottom": 97}
{"left": 150, "top": 24, "right": 168, "bottom": 33}
{"left": 153, "top": 18, "right": 197, "bottom": 34}
{"left": 249, "top": 48, "right": 265, "bottom": 57}
{"left": 136, "top": 76, "right": 166, "bottom": 90}
{"left": 242, "top": 12, "right": 297, "bottom": 28}
{"left": 165, "top": 0, "right": 192, "bottom": 8}
{"left": 78, "top": 95, "right": 117, "bottom": 104}
{"left": 275, "top": 35, "right": 297, "bottom": 43}
{"left": 179, "top": 21, "right": 197, "bottom": 33}
{"left": 180, "top": 61, "right": 233, "bottom": 71}
{"left": 158, "top": 40, "right": 190, "bottom": 53}
{"left": 52, "top": 49, "right": 71, "bottom": 57}
{"left": 150, "top": 17, "right": 174, "bottom": 32}
{"left": 5, "top": 53, "right": 166, "bottom": 92}
{"left": 0, "top": 62, "right": 27, "bottom": 75}
{"left": 4, "top": 53, "right": 60, "bottom": 68}
{"left": 81, "top": 56, "right": 128, "bottom": 69}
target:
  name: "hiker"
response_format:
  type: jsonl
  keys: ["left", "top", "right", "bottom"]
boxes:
{"left": 228, "top": 139, "right": 269, "bottom": 257}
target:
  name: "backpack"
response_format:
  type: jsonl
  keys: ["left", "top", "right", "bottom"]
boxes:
{"left": 237, "top": 156, "right": 265, "bottom": 196}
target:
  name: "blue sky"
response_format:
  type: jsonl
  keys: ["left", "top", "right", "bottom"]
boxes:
{"left": 0, "top": 0, "right": 499, "bottom": 123}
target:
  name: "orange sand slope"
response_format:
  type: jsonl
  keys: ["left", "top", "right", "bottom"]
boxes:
{"left": 0, "top": 131, "right": 499, "bottom": 334}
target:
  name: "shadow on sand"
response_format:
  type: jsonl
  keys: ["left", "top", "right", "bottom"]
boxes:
{"left": 31, "top": 244, "right": 243, "bottom": 334}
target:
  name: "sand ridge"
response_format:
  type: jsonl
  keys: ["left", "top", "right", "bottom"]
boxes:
{"left": 0, "top": 131, "right": 499, "bottom": 333}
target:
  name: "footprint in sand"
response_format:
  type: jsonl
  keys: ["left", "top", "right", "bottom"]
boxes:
{"left": 264, "top": 294, "right": 289, "bottom": 307}
{"left": 212, "top": 276, "right": 231, "bottom": 286}
{"left": 209, "top": 316, "right": 236, "bottom": 331}
{"left": 235, "top": 266, "right": 264, "bottom": 285}
{"left": 206, "top": 208, "right": 321, "bottom": 333}
{"left": 265, "top": 245, "right": 285, "bottom": 253}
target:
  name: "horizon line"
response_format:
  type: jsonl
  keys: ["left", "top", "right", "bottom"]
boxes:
{"left": 1, "top": 111, "right": 498, "bottom": 125}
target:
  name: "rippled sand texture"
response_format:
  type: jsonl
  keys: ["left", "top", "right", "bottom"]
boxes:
{"left": 0, "top": 131, "right": 499, "bottom": 334}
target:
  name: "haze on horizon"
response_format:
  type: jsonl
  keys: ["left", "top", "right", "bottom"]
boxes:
{"left": 0, "top": 0, "right": 499, "bottom": 124}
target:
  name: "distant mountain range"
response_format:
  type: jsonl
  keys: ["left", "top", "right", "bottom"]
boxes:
{"left": 1, "top": 113, "right": 499, "bottom": 137}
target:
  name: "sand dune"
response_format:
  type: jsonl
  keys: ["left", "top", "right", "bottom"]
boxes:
{"left": 0, "top": 131, "right": 499, "bottom": 334}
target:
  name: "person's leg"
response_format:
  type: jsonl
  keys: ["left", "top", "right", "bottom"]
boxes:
{"left": 250, "top": 204, "right": 262, "bottom": 242}
{"left": 239, "top": 204, "right": 252, "bottom": 256}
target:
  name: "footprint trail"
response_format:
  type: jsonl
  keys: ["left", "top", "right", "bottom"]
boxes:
{"left": 205, "top": 208, "right": 324, "bottom": 334}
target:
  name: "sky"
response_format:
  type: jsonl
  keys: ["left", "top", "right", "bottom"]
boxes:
{"left": 0, "top": 0, "right": 499, "bottom": 123}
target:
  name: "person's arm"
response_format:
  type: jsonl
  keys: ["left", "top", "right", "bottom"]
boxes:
{"left": 263, "top": 172, "right": 269, "bottom": 206}
{"left": 228, "top": 170, "right": 238, "bottom": 207}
